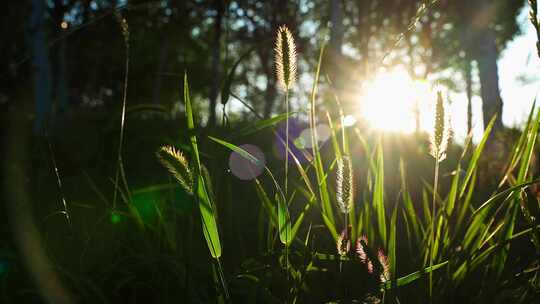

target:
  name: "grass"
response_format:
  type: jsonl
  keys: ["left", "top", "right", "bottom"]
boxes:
{"left": 145, "top": 37, "right": 540, "bottom": 301}
{"left": 2, "top": 5, "right": 540, "bottom": 304}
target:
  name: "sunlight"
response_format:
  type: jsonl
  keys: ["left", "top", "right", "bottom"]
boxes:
{"left": 359, "top": 68, "right": 431, "bottom": 133}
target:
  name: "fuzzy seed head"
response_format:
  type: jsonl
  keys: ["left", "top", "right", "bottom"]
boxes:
{"left": 336, "top": 155, "right": 354, "bottom": 214}
{"left": 157, "top": 146, "right": 194, "bottom": 194}
{"left": 337, "top": 227, "right": 351, "bottom": 256}
{"left": 430, "top": 91, "right": 451, "bottom": 162}
{"left": 356, "top": 235, "right": 374, "bottom": 273}
{"left": 356, "top": 235, "right": 369, "bottom": 263}
{"left": 377, "top": 249, "right": 390, "bottom": 283}
{"left": 275, "top": 25, "right": 297, "bottom": 91}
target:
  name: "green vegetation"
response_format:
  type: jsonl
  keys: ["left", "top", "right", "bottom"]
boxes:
{"left": 2, "top": 1, "right": 540, "bottom": 303}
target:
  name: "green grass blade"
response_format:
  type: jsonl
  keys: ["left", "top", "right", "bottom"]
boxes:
{"left": 400, "top": 159, "right": 422, "bottom": 241}
{"left": 517, "top": 105, "right": 540, "bottom": 182}
{"left": 233, "top": 113, "right": 292, "bottom": 138}
{"left": 382, "top": 261, "right": 449, "bottom": 289}
{"left": 184, "top": 74, "right": 222, "bottom": 259}
{"left": 277, "top": 193, "right": 292, "bottom": 245}
{"left": 459, "top": 116, "right": 496, "bottom": 199}
{"left": 389, "top": 203, "right": 398, "bottom": 283}
{"left": 308, "top": 45, "right": 337, "bottom": 238}
{"left": 373, "top": 142, "right": 386, "bottom": 245}
{"left": 197, "top": 175, "right": 222, "bottom": 258}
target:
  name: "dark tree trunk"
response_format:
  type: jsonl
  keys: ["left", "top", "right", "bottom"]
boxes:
{"left": 208, "top": 0, "right": 224, "bottom": 127}
{"left": 474, "top": 29, "right": 503, "bottom": 131}
{"left": 263, "top": 76, "right": 277, "bottom": 118}
{"left": 56, "top": 37, "right": 68, "bottom": 112}
{"left": 29, "top": 0, "right": 52, "bottom": 135}
{"left": 328, "top": 0, "right": 344, "bottom": 81}
{"left": 153, "top": 39, "right": 169, "bottom": 104}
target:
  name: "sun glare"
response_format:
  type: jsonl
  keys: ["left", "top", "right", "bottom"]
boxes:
{"left": 360, "top": 68, "right": 431, "bottom": 133}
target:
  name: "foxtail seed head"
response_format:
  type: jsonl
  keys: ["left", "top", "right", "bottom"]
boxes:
{"left": 336, "top": 155, "right": 354, "bottom": 214}
{"left": 356, "top": 235, "right": 369, "bottom": 264}
{"left": 157, "top": 146, "right": 194, "bottom": 194}
{"left": 274, "top": 25, "right": 297, "bottom": 91}
{"left": 430, "top": 91, "right": 451, "bottom": 162}
{"left": 377, "top": 249, "right": 390, "bottom": 283}
{"left": 337, "top": 227, "right": 351, "bottom": 257}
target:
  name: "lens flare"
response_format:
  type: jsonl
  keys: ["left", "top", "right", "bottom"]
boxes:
{"left": 229, "top": 144, "right": 266, "bottom": 180}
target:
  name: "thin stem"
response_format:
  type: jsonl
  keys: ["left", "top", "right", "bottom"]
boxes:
{"left": 284, "top": 89, "right": 290, "bottom": 302}
{"left": 429, "top": 158, "right": 440, "bottom": 302}
{"left": 112, "top": 17, "right": 130, "bottom": 210}
{"left": 285, "top": 89, "right": 290, "bottom": 196}
{"left": 216, "top": 258, "right": 230, "bottom": 301}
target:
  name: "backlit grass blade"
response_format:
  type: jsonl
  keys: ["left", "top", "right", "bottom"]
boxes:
{"left": 208, "top": 136, "right": 263, "bottom": 166}
{"left": 233, "top": 113, "right": 292, "bottom": 138}
{"left": 221, "top": 46, "right": 256, "bottom": 107}
{"left": 382, "top": 261, "right": 449, "bottom": 289}
{"left": 389, "top": 203, "right": 398, "bottom": 284}
{"left": 197, "top": 174, "right": 222, "bottom": 258}
{"left": 373, "top": 142, "right": 386, "bottom": 245}
{"left": 459, "top": 116, "right": 496, "bottom": 199}
{"left": 254, "top": 179, "right": 278, "bottom": 227}
{"left": 445, "top": 164, "right": 460, "bottom": 217}
{"left": 308, "top": 44, "right": 337, "bottom": 239}
{"left": 498, "top": 100, "right": 536, "bottom": 188}
{"left": 277, "top": 192, "right": 292, "bottom": 245}
{"left": 208, "top": 135, "right": 295, "bottom": 246}
{"left": 517, "top": 105, "right": 540, "bottom": 182}
{"left": 184, "top": 74, "right": 222, "bottom": 259}
{"left": 456, "top": 171, "right": 476, "bottom": 232}
{"left": 472, "top": 179, "right": 540, "bottom": 216}
{"left": 492, "top": 105, "right": 540, "bottom": 279}
{"left": 400, "top": 159, "right": 422, "bottom": 241}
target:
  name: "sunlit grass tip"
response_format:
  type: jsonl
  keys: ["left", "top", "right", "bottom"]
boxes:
{"left": 336, "top": 155, "right": 354, "bottom": 214}
{"left": 337, "top": 227, "right": 351, "bottom": 256}
{"left": 377, "top": 249, "right": 390, "bottom": 283}
{"left": 429, "top": 91, "right": 451, "bottom": 163}
{"left": 356, "top": 235, "right": 373, "bottom": 271}
{"left": 156, "top": 145, "right": 194, "bottom": 194}
{"left": 274, "top": 25, "right": 297, "bottom": 91}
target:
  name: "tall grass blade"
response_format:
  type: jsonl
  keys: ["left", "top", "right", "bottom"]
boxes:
{"left": 459, "top": 116, "right": 496, "bottom": 198}
{"left": 373, "top": 142, "right": 386, "bottom": 245}
{"left": 184, "top": 74, "right": 222, "bottom": 259}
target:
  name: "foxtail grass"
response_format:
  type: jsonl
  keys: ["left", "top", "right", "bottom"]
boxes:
{"left": 275, "top": 25, "right": 297, "bottom": 197}
{"left": 336, "top": 155, "right": 354, "bottom": 257}
{"left": 275, "top": 26, "right": 297, "bottom": 294}
{"left": 156, "top": 145, "right": 194, "bottom": 195}
{"left": 428, "top": 91, "right": 450, "bottom": 301}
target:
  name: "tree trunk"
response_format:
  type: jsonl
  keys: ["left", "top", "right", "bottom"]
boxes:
{"left": 328, "top": 0, "right": 344, "bottom": 78}
{"left": 474, "top": 29, "right": 503, "bottom": 131}
{"left": 208, "top": 0, "right": 224, "bottom": 127}
{"left": 153, "top": 39, "right": 169, "bottom": 104}
{"left": 465, "top": 60, "right": 473, "bottom": 135}
{"left": 263, "top": 76, "right": 277, "bottom": 118}
{"left": 327, "top": 0, "right": 345, "bottom": 113}
{"left": 29, "top": 0, "right": 52, "bottom": 135}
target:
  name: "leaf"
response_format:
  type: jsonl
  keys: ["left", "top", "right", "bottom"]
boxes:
{"left": 197, "top": 174, "right": 222, "bottom": 258}
{"left": 373, "top": 142, "right": 386, "bottom": 245}
{"left": 233, "top": 113, "right": 292, "bottom": 138}
{"left": 459, "top": 116, "right": 496, "bottom": 199}
{"left": 382, "top": 261, "right": 449, "bottom": 289}
{"left": 389, "top": 203, "right": 398, "bottom": 283}
{"left": 184, "top": 73, "right": 222, "bottom": 259}
{"left": 221, "top": 46, "right": 256, "bottom": 106}
{"left": 208, "top": 136, "right": 263, "bottom": 166}
{"left": 277, "top": 193, "right": 292, "bottom": 245}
